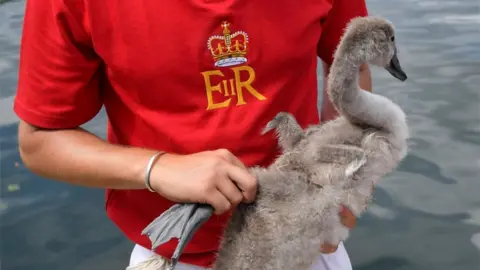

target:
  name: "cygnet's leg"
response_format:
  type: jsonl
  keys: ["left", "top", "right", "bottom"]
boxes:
{"left": 262, "top": 112, "right": 305, "bottom": 152}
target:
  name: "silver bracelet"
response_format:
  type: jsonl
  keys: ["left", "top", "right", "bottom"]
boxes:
{"left": 144, "top": 151, "right": 166, "bottom": 192}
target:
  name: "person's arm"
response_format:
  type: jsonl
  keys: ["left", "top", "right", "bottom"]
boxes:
{"left": 18, "top": 123, "right": 159, "bottom": 190}
{"left": 14, "top": 0, "right": 150, "bottom": 190}
{"left": 15, "top": 0, "right": 256, "bottom": 215}
{"left": 320, "top": 62, "right": 372, "bottom": 122}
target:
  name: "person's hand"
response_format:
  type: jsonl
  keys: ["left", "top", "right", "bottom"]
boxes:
{"left": 320, "top": 184, "right": 375, "bottom": 254}
{"left": 149, "top": 149, "right": 257, "bottom": 215}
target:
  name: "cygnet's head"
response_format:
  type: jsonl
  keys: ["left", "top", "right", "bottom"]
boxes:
{"left": 337, "top": 16, "right": 407, "bottom": 81}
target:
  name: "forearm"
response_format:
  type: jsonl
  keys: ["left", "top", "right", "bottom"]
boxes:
{"left": 320, "top": 62, "right": 372, "bottom": 122}
{"left": 18, "top": 120, "right": 159, "bottom": 190}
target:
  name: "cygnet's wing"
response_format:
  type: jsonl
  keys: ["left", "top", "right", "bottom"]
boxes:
{"left": 141, "top": 203, "right": 214, "bottom": 268}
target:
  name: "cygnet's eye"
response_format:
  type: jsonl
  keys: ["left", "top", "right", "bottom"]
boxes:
{"left": 390, "top": 36, "right": 395, "bottom": 42}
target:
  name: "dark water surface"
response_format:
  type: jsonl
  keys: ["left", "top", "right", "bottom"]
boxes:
{"left": 1, "top": 0, "right": 479, "bottom": 269}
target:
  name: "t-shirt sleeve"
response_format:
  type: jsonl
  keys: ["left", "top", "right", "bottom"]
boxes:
{"left": 13, "top": 0, "right": 103, "bottom": 129}
{"left": 317, "top": 0, "right": 369, "bottom": 65}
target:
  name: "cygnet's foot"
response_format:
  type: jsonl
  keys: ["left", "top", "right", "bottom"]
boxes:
{"left": 141, "top": 203, "right": 214, "bottom": 269}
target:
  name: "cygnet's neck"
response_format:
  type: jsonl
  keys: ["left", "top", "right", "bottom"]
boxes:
{"left": 328, "top": 49, "right": 408, "bottom": 145}
{"left": 327, "top": 53, "right": 363, "bottom": 113}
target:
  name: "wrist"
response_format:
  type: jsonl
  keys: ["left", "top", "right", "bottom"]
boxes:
{"left": 144, "top": 152, "right": 183, "bottom": 193}
{"left": 144, "top": 152, "right": 168, "bottom": 192}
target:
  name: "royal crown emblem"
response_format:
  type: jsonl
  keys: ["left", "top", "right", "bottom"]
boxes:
{"left": 207, "top": 21, "right": 249, "bottom": 67}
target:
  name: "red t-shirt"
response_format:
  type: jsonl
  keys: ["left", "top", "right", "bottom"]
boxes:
{"left": 14, "top": 0, "right": 368, "bottom": 267}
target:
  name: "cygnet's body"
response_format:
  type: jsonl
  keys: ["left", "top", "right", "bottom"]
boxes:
{"left": 142, "top": 16, "right": 409, "bottom": 270}
{"left": 214, "top": 16, "right": 409, "bottom": 270}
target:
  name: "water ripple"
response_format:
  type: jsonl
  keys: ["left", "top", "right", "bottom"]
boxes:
{"left": 1, "top": 0, "right": 479, "bottom": 270}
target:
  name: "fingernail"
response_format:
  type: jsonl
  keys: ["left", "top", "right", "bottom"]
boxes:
{"left": 342, "top": 215, "right": 356, "bottom": 229}
{"left": 320, "top": 244, "right": 338, "bottom": 254}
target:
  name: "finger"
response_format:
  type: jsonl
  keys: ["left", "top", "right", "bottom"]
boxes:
{"left": 228, "top": 154, "right": 248, "bottom": 170}
{"left": 320, "top": 243, "right": 339, "bottom": 254}
{"left": 215, "top": 149, "right": 248, "bottom": 170}
{"left": 205, "top": 190, "right": 232, "bottom": 215}
{"left": 224, "top": 163, "right": 258, "bottom": 203}
{"left": 339, "top": 205, "right": 356, "bottom": 229}
{"left": 216, "top": 176, "right": 244, "bottom": 208}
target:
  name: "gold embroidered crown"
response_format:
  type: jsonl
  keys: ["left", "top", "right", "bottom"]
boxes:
{"left": 207, "top": 21, "right": 248, "bottom": 67}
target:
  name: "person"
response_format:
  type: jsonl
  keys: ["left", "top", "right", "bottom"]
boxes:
{"left": 14, "top": 0, "right": 373, "bottom": 269}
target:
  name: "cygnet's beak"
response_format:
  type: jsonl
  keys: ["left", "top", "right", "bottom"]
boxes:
{"left": 385, "top": 50, "right": 407, "bottom": 81}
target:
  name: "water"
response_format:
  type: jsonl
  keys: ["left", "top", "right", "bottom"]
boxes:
{"left": 1, "top": 0, "right": 479, "bottom": 269}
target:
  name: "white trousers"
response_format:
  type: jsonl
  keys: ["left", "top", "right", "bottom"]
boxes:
{"left": 127, "top": 243, "right": 352, "bottom": 270}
